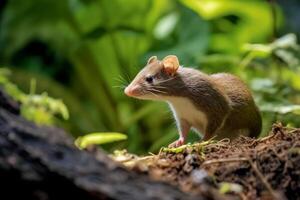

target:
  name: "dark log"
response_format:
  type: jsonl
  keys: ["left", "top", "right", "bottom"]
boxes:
{"left": 0, "top": 88, "right": 201, "bottom": 200}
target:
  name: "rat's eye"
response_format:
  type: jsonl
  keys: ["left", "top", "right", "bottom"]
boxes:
{"left": 145, "top": 76, "right": 153, "bottom": 83}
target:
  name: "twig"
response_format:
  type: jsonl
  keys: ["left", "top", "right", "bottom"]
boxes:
{"left": 201, "top": 156, "right": 281, "bottom": 199}
{"left": 248, "top": 159, "right": 280, "bottom": 200}
{"left": 205, "top": 143, "right": 228, "bottom": 148}
{"left": 258, "top": 133, "right": 276, "bottom": 142}
{"left": 238, "top": 192, "right": 248, "bottom": 200}
{"left": 217, "top": 138, "right": 231, "bottom": 144}
{"left": 120, "top": 155, "right": 155, "bottom": 164}
{"left": 248, "top": 133, "right": 276, "bottom": 146}
{"left": 202, "top": 157, "right": 248, "bottom": 166}
{"left": 288, "top": 129, "right": 299, "bottom": 134}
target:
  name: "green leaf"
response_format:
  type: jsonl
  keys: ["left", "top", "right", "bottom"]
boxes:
{"left": 272, "top": 33, "right": 298, "bottom": 49}
{"left": 242, "top": 34, "right": 300, "bottom": 69}
{"left": 149, "top": 5, "right": 210, "bottom": 65}
{"left": 260, "top": 104, "right": 300, "bottom": 115}
{"left": 180, "top": 0, "right": 283, "bottom": 53}
{"left": 154, "top": 12, "right": 179, "bottom": 39}
{"left": 250, "top": 78, "right": 276, "bottom": 93}
{"left": 23, "top": 93, "right": 69, "bottom": 120}
{"left": 0, "top": 68, "right": 69, "bottom": 125}
{"left": 242, "top": 44, "right": 272, "bottom": 58}
{"left": 75, "top": 132, "right": 128, "bottom": 149}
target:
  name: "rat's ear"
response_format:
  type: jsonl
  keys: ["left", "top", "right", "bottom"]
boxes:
{"left": 162, "top": 55, "right": 179, "bottom": 76}
{"left": 147, "top": 56, "right": 158, "bottom": 64}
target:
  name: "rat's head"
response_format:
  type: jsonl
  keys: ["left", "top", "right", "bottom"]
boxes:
{"left": 124, "top": 55, "right": 180, "bottom": 100}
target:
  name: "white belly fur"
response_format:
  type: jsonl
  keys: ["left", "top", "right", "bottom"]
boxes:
{"left": 167, "top": 97, "right": 207, "bottom": 134}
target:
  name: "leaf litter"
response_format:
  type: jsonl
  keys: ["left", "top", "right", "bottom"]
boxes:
{"left": 111, "top": 123, "right": 300, "bottom": 200}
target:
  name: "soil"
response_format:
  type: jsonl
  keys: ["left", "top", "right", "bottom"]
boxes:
{"left": 0, "top": 87, "right": 199, "bottom": 200}
{"left": 1, "top": 87, "right": 299, "bottom": 200}
{"left": 118, "top": 123, "right": 300, "bottom": 200}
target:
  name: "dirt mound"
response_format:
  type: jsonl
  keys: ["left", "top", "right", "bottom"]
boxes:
{"left": 124, "top": 123, "right": 300, "bottom": 200}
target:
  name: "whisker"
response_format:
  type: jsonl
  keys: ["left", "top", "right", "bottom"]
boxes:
{"left": 112, "top": 84, "right": 127, "bottom": 92}
{"left": 148, "top": 90, "right": 159, "bottom": 98}
{"left": 151, "top": 85, "right": 167, "bottom": 89}
{"left": 112, "top": 85, "right": 126, "bottom": 88}
{"left": 155, "top": 77, "right": 177, "bottom": 84}
{"left": 119, "top": 74, "right": 129, "bottom": 84}
{"left": 113, "top": 79, "right": 125, "bottom": 86}
{"left": 124, "top": 72, "right": 131, "bottom": 84}
{"left": 114, "top": 75, "right": 128, "bottom": 85}
{"left": 152, "top": 88, "right": 167, "bottom": 94}
{"left": 147, "top": 88, "right": 167, "bottom": 94}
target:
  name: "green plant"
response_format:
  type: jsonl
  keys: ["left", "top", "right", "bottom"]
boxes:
{"left": 180, "top": 0, "right": 283, "bottom": 53}
{"left": 0, "top": 68, "right": 69, "bottom": 125}
{"left": 1, "top": 0, "right": 294, "bottom": 153}
{"left": 241, "top": 34, "right": 300, "bottom": 134}
{"left": 75, "top": 132, "right": 127, "bottom": 149}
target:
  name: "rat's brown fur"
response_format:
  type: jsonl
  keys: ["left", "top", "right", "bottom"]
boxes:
{"left": 125, "top": 56, "right": 262, "bottom": 145}
{"left": 158, "top": 67, "right": 261, "bottom": 140}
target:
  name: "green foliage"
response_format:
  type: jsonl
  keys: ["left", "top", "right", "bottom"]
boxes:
{"left": 241, "top": 34, "right": 300, "bottom": 134}
{"left": 0, "top": 68, "right": 26, "bottom": 101}
{"left": 180, "top": 0, "right": 283, "bottom": 53}
{"left": 0, "top": 68, "right": 69, "bottom": 125}
{"left": 21, "top": 92, "right": 69, "bottom": 125}
{"left": 75, "top": 132, "right": 127, "bottom": 149}
{"left": 260, "top": 104, "right": 300, "bottom": 115}
{"left": 242, "top": 34, "right": 300, "bottom": 69}
{"left": 148, "top": 5, "right": 210, "bottom": 65}
{"left": 161, "top": 139, "right": 215, "bottom": 154}
{"left": 0, "top": 0, "right": 299, "bottom": 153}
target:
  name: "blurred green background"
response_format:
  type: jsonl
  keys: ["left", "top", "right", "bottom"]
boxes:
{"left": 0, "top": 0, "right": 300, "bottom": 153}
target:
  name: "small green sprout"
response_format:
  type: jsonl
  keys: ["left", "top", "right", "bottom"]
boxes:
{"left": 0, "top": 69, "right": 69, "bottom": 125}
{"left": 219, "top": 182, "right": 243, "bottom": 194}
{"left": 161, "top": 139, "right": 216, "bottom": 154}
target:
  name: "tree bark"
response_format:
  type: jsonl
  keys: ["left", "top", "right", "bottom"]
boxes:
{"left": 0, "top": 88, "right": 200, "bottom": 200}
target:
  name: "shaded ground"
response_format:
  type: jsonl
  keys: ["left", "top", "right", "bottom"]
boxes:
{"left": 118, "top": 124, "right": 300, "bottom": 200}
{"left": 0, "top": 88, "right": 200, "bottom": 200}
{"left": 1, "top": 87, "right": 299, "bottom": 200}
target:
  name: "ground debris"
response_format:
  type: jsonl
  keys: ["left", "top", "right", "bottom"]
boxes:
{"left": 0, "top": 88, "right": 203, "bottom": 200}
{"left": 116, "top": 123, "right": 300, "bottom": 200}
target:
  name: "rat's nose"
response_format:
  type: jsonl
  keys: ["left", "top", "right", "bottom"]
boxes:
{"left": 124, "top": 85, "right": 140, "bottom": 96}
{"left": 124, "top": 87, "right": 132, "bottom": 96}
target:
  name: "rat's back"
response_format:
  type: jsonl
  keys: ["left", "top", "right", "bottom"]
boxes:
{"left": 210, "top": 73, "right": 262, "bottom": 138}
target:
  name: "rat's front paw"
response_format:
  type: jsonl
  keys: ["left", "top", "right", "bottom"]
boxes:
{"left": 168, "top": 137, "right": 185, "bottom": 148}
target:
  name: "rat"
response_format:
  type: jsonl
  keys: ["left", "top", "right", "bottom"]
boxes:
{"left": 124, "top": 55, "right": 262, "bottom": 147}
